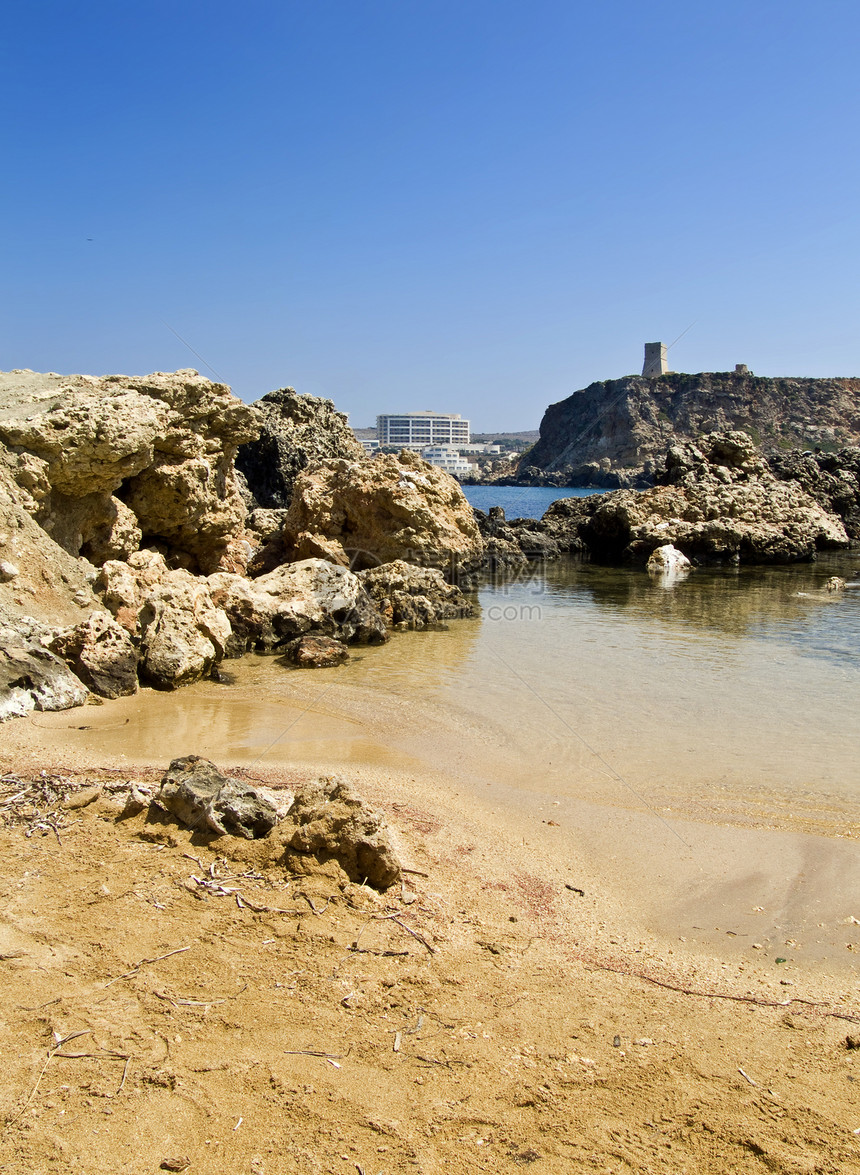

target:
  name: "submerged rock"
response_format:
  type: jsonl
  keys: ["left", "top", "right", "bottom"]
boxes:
{"left": 646, "top": 544, "right": 692, "bottom": 575}
{"left": 283, "top": 634, "right": 350, "bottom": 668}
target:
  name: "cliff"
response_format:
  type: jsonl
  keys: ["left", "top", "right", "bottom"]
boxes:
{"left": 521, "top": 371, "right": 860, "bottom": 486}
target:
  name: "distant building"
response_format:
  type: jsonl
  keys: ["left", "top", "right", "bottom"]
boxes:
{"left": 421, "top": 445, "right": 472, "bottom": 478}
{"left": 376, "top": 411, "right": 470, "bottom": 448}
{"left": 642, "top": 342, "right": 668, "bottom": 377}
{"left": 357, "top": 437, "right": 380, "bottom": 453}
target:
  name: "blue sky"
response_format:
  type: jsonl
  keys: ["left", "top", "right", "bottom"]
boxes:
{"left": 3, "top": 1, "right": 859, "bottom": 429}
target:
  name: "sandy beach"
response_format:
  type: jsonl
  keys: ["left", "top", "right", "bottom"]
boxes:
{"left": 2, "top": 668, "right": 860, "bottom": 1174}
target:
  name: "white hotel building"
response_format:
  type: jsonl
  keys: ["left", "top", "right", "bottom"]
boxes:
{"left": 376, "top": 411, "right": 470, "bottom": 448}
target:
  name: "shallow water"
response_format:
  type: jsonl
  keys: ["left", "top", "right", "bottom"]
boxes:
{"left": 24, "top": 549, "right": 860, "bottom": 968}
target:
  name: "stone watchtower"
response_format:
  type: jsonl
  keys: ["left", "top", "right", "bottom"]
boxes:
{"left": 642, "top": 342, "right": 668, "bottom": 377}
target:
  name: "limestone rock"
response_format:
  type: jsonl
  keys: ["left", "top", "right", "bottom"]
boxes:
{"left": 0, "top": 631, "right": 89, "bottom": 722}
{"left": 646, "top": 544, "right": 692, "bottom": 575}
{"left": 47, "top": 611, "right": 139, "bottom": 699}
{"left": 282, "top": 450, "right": 484, "bottom": 579}
{"left": 0, "top": 368, "right": 261, "bottom": 572}
{"left": 283, "top": 634, "right": 350, "bottom": 668}
{"left": 96, "top": 549, "right": 170, "bottom": 633}
{"left": 157, "top": 755, "right": 283, "bottom": 839}
{"left": 284, "top": 776, "right": 401, "bottom": 890}
{"left": 207, "top": 558, "right": 387, "bottom": 654}
{"left": 358, "top": 560, "right": 476, "bottom": 630}
{"left": 551, "top": 432, "right": 850, "bottom": 565}
{"left": 236, "top": 386, "right": 366, "bottom": 509}
{"left": 139, "top": 572, "right": 232, "bottom": 688}
{"left": 769, "top": 447, "right": 860, "bottom": 539}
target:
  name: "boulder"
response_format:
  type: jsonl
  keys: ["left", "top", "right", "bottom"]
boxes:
{"left": 283, "top": 634, "right": 350, "bottom": 668}
{"left": 138, "top": 572, "right": 232, "bottom": 688}
{"left": 157, "top": 755, "right": 284, "bottom": 839}
{"left": 207, "top": 558, "right": 388, "bottom": 654}
{"left": 235, "top": 387, "right": 366, "bottom": 509}
{"left": 0, "top": 369, "right": 261, "bottom": 572}
{"left": 284, "top": 776, "right": 401, "bottom": 890}
{"left": 280, "top": 450, "right": 484, "bottom": 580}
{"left": 0, "top": 629, "right": 90, "bottom": 721}
{"left": 358, "top": 560, "right": 476, "bottom": 630}
{"left": 96, "top": 549, "right": 171, "bottom": 633}
{"left": 646, "top": 544, "right": 692, "bottom": 575}
{"left": 47, "top": 611, "right": 139, "bottom": 698}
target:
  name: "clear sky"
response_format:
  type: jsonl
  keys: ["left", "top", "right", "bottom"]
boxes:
{"left": 3, "top": 1, "right": 859, "bottom": 430}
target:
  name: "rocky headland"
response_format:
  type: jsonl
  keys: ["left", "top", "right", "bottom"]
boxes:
{"left": 476, "top": 430, "right": 855, "bottom": 568}
{"left": 516, "top": 369, "right": 860, "bottom": 488}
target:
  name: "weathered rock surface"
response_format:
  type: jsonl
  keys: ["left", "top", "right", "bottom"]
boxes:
{"left": 769, "top": 447, "right": 860, "bottom": 539}
{"left": 138, "top": 572, "right": 232, "bottom": 688}
{"left": 543, "top": 431, "right": 849, "bottom": 564}
{"left": 284, "top": 776, "right": 401, "bottom": 889}
{"left": 157, "top": 755, "right": 284, "bottom": 839}
{"left": 646, "top": 544, "right": 692, "bottom": 575}
{"left": 284, "top": 634, "right": 350, "bottom": 668}
{"left": 358, "top": 560, "right": 476, "bottom": 630}
{"left": 0, "top": 628, "right": 90, "bottom": 721}
{"left": 236, "top": 387, "right": 366, "bottom": 509}
{"left": 47, "top": 611, "right": 139, "bottom": 698}
{"left": 280, "top": 450, "right": 484, "bottom": 578}
{"left": 208, "top": 558, "right": 387, "bottom": 654}
{"left": 0, "top": 368, "right": 261, "bottom": 572}
{"left": 521, "top": 370, "right": 860, "bottom": 486}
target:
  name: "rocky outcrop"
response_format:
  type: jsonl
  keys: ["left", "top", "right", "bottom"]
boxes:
{"left": 358, "top": 561, "right": 476, "bottom": 630}
{"left": 278, "top": 451, "right": 484, "bottom": 579}
{"left": 236, "top": 387, "right": 366, "bottom": 509}
{"left": 537, "top": 431, "right": 849, "bottom": 564}
{"left": 284, "top": 776, "right": 401, "bottom": 890}
{"left": 207, "top": 559, "right": 388, "bottom": 655}
{"left": 646, "top": 544, "right": 692, "bottom": 576}
{"left": 0, "top": 368, "right": 261, "bottom": 573}
{"left": 522, "top": 371, "right": 860, "bottom": 486}
{"left": 769, "top": 447, "right": 860, "bottom": 539}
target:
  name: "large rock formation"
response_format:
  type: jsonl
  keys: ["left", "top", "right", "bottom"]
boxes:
{"left": 277, "top": 450, "right": 484, "bottom": 579}
{"left": 535, "top": 431, "right": 849, "bottom": 564}
{"left": 769, "top": 447, "right": 860, "bottom": 539}
{"left": 0, "top": 368, "right": 261, "bottom": 573}
{"left": 235, "top": 387, "right": 366, "bottom": 509}
{"left": 521, "top": 371, "right": 860, "bottom": 486}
